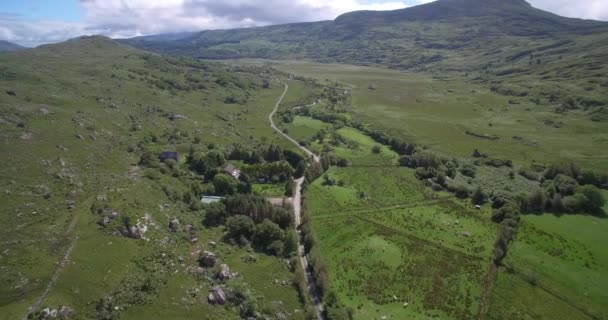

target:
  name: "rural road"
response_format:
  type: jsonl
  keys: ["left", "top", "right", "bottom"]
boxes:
{"left": 269, "top": 80, "right": 325, "bottom": 320}
{"left": 269, "top": 80, "right": 320, "bottom": 163}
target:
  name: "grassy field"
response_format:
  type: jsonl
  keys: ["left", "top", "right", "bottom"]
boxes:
{"left": 237, "top": 60, "right": 608, "bottom": 172}
{"left": 492, "top": 211, "right": 608, "bottom": 319}
{"left": 307, "top": 170, "right": 496, "bottom": 319}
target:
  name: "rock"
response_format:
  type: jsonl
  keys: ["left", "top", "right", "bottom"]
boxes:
{"left": 20, "top": 132, "right": 33, "bottom": 140}
{"left": 168, "top": 218, "right": 180, "bottom": 232}
{"left": 56, "top": 145, "right": 68, "bottom": 151}
{"left": 208, "top": 286, "right": 227, "bottom": 305}
{"left": 463, "top": 231, "right": 472, "bottom": 237}
{"left": 108, "top": 103, "right": 118, "bottom": 109}
{"left": 217, "top": 264, "right": 237, "bottom": 280}
{"left": 123, "top": 226, "right": 141, "bottom": 239}
{"left": 208, "top": 241, "right": 217, "bottom": 247}
{"left": 195, "top": 266, "right": 205, "bottom": 276}
{"left": 185, "top": 224, "right": 193, "bottom": 232}
{"left": 58, "top": 305, "right": 74, "bottom": 318}
{"left": 75, "top": 134, "right": 85, "bottom": 140}
{"left": 189, "top": 237, "right": 198, "bottom": 244}
{"left": 40, "top": 107, "right": 51, "bottom": 115}
{"left": 99, "top": 216, "right": 110, "bottom": 227}
{"left": 200, "top": 251, "right": 217, "bottom": 267}
{"left": 110, "top": 211, "right": 119, "bottom": 219}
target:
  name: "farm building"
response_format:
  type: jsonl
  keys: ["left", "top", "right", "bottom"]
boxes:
{"left": 159, "top": 151, "right": 178, "bottom": 162}
{"left": 223, "top": 163, "right": 241, "bottom": 179}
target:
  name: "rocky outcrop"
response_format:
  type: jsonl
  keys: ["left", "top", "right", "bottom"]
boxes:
{"left": 217, "top": 264, "right": 237, "bottom": 280}
{"left": 168, "top": 218, "right": 180, "bottom": 232}
{"left": 208, "top": 286, "right": 227, "bottom": 305}
{"left": 200, "top": 251, "right": 217, "bottom": 267}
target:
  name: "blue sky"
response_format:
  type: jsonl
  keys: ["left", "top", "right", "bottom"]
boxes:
{"left": 0, "top": 0, "right": 607, "bottom": 47}
{"left": 0, "top": 0, "right": 83, "bottom": 22}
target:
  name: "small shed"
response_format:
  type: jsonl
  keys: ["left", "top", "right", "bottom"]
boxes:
{"left": 223, "top": 163, "right": 241, "bottom": 179}
{"left": 159, "top": 151, "right": 178, "bottom": 162}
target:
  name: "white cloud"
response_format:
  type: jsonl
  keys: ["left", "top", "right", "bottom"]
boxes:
{"left": 1, "top": 0, "right": 607, "bottom": 47}
{"left": 528, "top": 0, "right": 608, "bottom": 21}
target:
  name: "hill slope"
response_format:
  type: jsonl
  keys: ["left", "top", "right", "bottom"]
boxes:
{"left": 0, "top": 40, "right": 25, "bottom": 52}
{"left": 122, "top": 0, "right": 608, "bottom": 113}
{"left": 0, "top": 36, "right": 308, "bottom": 319}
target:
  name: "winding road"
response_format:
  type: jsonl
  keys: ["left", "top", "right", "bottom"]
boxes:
{"left": 269, "top": 80, "right": 325, "bottom": 320}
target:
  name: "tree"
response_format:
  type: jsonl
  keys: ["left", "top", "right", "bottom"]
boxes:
{"left": 226, "top": 215, "right": 255, "bottom": 242}
{"left": 265, "top": 143, "right": 283, "bottom": 161}
{"left": 213, "top": 173, "right": 238, "bottom": 196}
{"left": 459, "top": 163, "right": 477, "bottom": 178}
{"left": 203, "top": 202, "right": 227, "bottom": 226}
{"left": 577, "top": 185, "right": 606, "bottom": 211}
{"left": 253, "top": 220, "right": 284, "bottom": 250}
{"left": 283, "top": 229, "right": 298, "bottom": 257}
{"left": 472, "top": 186, "right": 487, "bottom": 205}
{"left": 285, "top": 179, "right": 295, "bottom": 197}
{"left": 526, "top": 189, "right": 546, "bottom": 212}
{"left": 554, "top": 174, "right": 578, "bottom": 195}
{"left": 294, "top": 160, "right": 307, "bottom": 179}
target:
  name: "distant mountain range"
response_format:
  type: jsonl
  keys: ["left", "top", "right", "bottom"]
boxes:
{"left": 0, "top": 40, "right": 25, "bottom": 52}
{"left": 120, "top": 0, "right": 608, "bottom": 111}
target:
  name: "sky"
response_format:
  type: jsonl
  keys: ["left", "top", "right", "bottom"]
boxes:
{"left": 1, "top": 0, "right": 607, "bottom": 47}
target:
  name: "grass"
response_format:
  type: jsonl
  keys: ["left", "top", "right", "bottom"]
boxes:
{"left": 281, "top": 116, "right": 329, "bottom": 144}
{"left": 500, "top": 213, "right": 608, "bottom": 319}
{"left": 302, "top": 124, "right": 497, "bottom": 318}
{"left": 252, "top": 183, "right": 286, "bottom": 197}
{"left": 0, "top": 37, "right": 316, "bottom": 319}
{"left": 239, "top": 60, "right": 608, "bottom": 172}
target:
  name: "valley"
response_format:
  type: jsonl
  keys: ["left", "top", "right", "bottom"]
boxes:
{"left": 1, "top": 0, "right": 607, "bottom": 319}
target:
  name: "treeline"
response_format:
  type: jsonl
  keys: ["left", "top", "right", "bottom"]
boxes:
{"left": 202, "top": 194, "right": 297, "bottom": 257}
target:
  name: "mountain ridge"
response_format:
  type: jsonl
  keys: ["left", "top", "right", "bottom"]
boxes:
{"left": 116, "top": 0, "right": 608, "bottom": 111}
{"left": 0, "top": 40, "right": 25, "bottom": 52}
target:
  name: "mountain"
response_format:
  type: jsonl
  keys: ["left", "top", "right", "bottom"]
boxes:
{"left": 121, "top": 0, "right": 608, "bottom": 111}
{"left": 0, "top": 40, "right": 25, "bottom": 52}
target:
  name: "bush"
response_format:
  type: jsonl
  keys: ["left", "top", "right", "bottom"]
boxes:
{"left": 415, "top": 167, "right": 437, "bottom": 180}
{"left": 459, "top": 163, "right": 477, "bottom": 178}
{"left": 253, "top": 220, "right": 284, "bottom": 250}
{"left": 203, "top": 202, "right": 227, "bottom": 226}
{"left": 371, "top": 145, "right": 381, "bottom": 154}
{"left": 472, "top": 186, "right": 488, "bottom": 205}
{"left": 213, "top": 173, "right": 238, "bottom": 195}
{"left": 576, "top": 185, "right": 606, "bottom": 212}
{"left": 519, "top": 167, "right": 539, "bottom": 181}
{"left": 526, "top": 189, "right": 547, "bottom": 212}
{"left": 226, "top": 215, "right": 255, "bottom": 242}
{"left": 553, "top": 174, "right": 579, "bottom": 196}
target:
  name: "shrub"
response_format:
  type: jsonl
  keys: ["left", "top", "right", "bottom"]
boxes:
{"left": 459, "top": 163, "right": 477, "bottom": 178}
{"left": 226, "top": 215, "right": 255, "bottom": 242}
{"left": 553, "top": 174, "right": 578, "bottom": 196}
{"left": 253, "top": 220, "right": 284, "bottom": 250}
{"left": 371, "top": 145, "right": 382, "bottom": 154}
{"left": 577, "top": 185, "right": 606, "bottom": 211}
{"left": 213, "top": 173, "right": 238, "bottom": 196}
{"left": 526, "top": 189, "right": 547, "bottom": 212}
{"left": 518, "top": 167, "right": 539, "bottom": 181}
{"left": 472, "top": 186, "right": 488, "bottom": 205}
{"left": 415, "top": 167, "right": 437, "bottom": 180}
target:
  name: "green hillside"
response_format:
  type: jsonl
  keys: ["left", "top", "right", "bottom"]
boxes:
{"left": 0, "top": 40, "right": 25, "bottom": 52}
{"left": 0, "top": 36, "right": 317, "bottom": 320}
{"left": 121, "top": 0, "right": 608, "bottom": 116}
